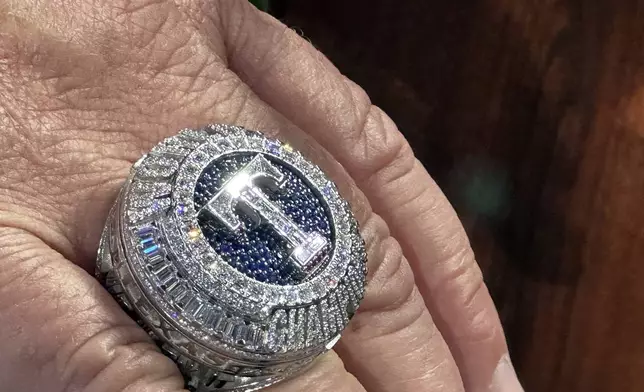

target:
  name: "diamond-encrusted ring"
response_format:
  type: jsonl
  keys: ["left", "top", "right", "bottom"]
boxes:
{"left": 95, "top": 124, "right": 367, "bottom": 391}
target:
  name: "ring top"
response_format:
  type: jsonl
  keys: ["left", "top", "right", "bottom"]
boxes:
{"left": 193, "top": 152, "right": 334, "bottom": 286}
{"left": 118, "top": 125, "right": 366, "bottom": 363}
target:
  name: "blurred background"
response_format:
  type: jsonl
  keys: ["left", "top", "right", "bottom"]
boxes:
{"left": 257, "top": 1, "right": 644, "bottom": 391}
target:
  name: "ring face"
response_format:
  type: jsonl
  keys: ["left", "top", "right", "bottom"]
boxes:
{"left": 97, "top": 125, "right": 367, "bottom": 391}
{"left": 193, "top": 152, "right": 334, "bottom": 286}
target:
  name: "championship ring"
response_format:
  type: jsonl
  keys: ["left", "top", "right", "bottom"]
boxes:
{"left": 96, "top": 125, "right": 367, "bottom": 391}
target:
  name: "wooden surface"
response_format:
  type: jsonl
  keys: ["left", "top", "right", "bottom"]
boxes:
{"left": 281, "top": 1, "right": 644, "bottom": 391}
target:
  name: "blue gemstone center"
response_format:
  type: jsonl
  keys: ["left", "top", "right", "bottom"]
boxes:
{"left": 193, "top": 153, "right": 333, "bottom": 285}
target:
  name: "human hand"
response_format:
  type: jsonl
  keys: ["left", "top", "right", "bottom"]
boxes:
{"left": 0, "top": 1, "right": 522, "bottom": 391}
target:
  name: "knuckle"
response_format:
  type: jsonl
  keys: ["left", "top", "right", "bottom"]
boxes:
{"left": 349, "top": 104, "right": 417, "bottom": 187}
{"left": 433, "top": 241, "right": 479, "bottom": 290}
{"left": 433, "top": 246, "right": 500, "bottom": 343}
{"left": 348, "top": 213, "right": 426, "bottom": 339}
{"left": 439, "top": 248, "right": 499, "bottom": 342}
{"left": 363, "top": 234, "right": 412, "bottom": 312}
{"left": 462, "top": 282, "right": 500, "bottom": 344}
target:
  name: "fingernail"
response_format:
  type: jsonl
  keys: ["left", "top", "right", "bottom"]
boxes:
{"left": 490, "top": 354, "right": 524, "bottom": 392}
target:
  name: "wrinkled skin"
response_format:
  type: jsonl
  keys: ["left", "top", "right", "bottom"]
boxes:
{"left": 0, "top": 1, "right": 522, "bottom": 391}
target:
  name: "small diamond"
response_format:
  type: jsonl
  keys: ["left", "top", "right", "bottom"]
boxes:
{"left": 188, "top": 226, "right": 201, "bottom": 240}
{"left": 178, "top": 179, "right": 191, "bottom": 190}
{"left": 265, "top": 139, "right": 281, "bottom": 155}
{"left": 137, "top": 226, "right": 154, "bottom": 236}
{"left": 322, "top": 184, "right": 333, "bottom": 197}
{"left": 193, "top": 152, "right": 207, "bottom": 162}
{"left": 176, "top": 204, "right": 187, "bottom": 216}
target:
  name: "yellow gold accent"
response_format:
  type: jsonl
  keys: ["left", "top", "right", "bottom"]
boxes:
{"left": 188, "top": 227, "right": 201, "bottom": 240}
